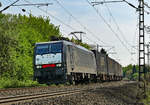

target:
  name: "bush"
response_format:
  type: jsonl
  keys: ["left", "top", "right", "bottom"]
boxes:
{"left": 0, "top": 77, "right": 47, "bottom": 88}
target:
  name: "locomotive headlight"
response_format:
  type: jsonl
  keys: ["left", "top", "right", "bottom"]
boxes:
{"left": 36, "top": 65, "right": 42, "bottom": 69}
{"left": 56, "top": 64, "right": 61, "bottom": 67}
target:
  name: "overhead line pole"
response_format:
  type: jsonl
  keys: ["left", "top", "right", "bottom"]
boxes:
{"left": 138, "top": 0, "right": 146, "bottom": 85}
{"left": 91, "top": 0, "right": 147, "bottom": 96}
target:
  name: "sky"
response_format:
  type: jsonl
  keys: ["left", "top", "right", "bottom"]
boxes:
{"left": 0, "top": 0, "right": 150, "bottom": 66}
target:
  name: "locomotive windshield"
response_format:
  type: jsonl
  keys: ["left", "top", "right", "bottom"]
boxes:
{"left": 36, "top": 43, "right": 62, "bottom": 55}
{"left": 35, "top": 42, "right": 62, "bottom": 65}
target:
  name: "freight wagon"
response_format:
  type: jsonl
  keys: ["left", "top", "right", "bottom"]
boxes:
{"left": 92, "top": 50, "right": 123, "bottom": 81}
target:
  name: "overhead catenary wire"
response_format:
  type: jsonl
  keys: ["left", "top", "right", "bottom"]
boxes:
{"left": 103, "top": 0, "right": 135, "bottom": 49}
{"left": 23, "top": 0, "right": 100, "bottom": 45}
{"left": 86, "top": 0, "right": 132, "bottom": 54}
{"left": 54, "top": 0, "right": 109, "bottom": 46}
{"left": 23, "top": 0, "right": 112, "bottom": 46}
{"left": 7, "top": 0, "right": 30, "bottom": 14}
{"left": 22, "top": 0, "right": 78, "bottom": 31}
{"left": 124, "top": 0, "right": 150, "bottom": 14}
{"left": 103, "top": 0, "right": 139, "bottom": 52}
{"left": 144, "top": 2, "right": 150, "bottom": 10}
{"left": 109, "top": 47, "right": 122, "bottom": 64}
{"left": 12, "top": 3, "right": 53, "bottom": 6}
{"left": 7, "top": 0, "right": 78, "bottom": 39}
{"left": 7, "top": 0, "right": 117, "bottom": 49}
{"left": 129, "top": 15, "right": 139, "bottom": 64}
{"left": 132, "top": 15, "right": 139, "bottom": 49}
{"left": 89, "top": 0, "right": 138, "bottom": 64}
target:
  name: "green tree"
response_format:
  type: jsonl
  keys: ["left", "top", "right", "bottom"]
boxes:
{"left": 122, "top": 64, "right": 139, "bottom": 80}
{"left": 0, "top": 14, "right": 60, "bottom": 87}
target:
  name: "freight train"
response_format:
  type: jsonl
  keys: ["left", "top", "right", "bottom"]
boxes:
{"left": 33, "top": 40, "right": 123, "bottom": 84}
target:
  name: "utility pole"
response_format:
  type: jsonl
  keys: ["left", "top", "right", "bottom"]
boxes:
{"left": 138, "top": 1, "right": 146, "bottom": 95}
{"left": 91, "top": 0, "right": 147, "bottom": 96}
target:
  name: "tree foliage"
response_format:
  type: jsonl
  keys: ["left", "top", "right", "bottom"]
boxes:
{"left": 0, "top": 14, "right": 91, "bottom": 88}
{"left": 0, "top": 14, "right": 60, "bottom": 81}
{"left": 122, "top": 64, "right": 139, "bottom": 80}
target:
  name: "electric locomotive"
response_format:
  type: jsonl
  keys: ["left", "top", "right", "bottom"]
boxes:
{"left": 33, "top": 40, "right": 97, "bottom": 84}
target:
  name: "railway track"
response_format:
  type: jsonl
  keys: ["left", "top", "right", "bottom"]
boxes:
{"left": 0, "top": 88, "right": 84, "bottom": 105}
{"left": 0, "top": 81, "right": 137, "bottom": 105}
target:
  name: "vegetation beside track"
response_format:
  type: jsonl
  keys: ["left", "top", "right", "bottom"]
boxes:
{"left": 0, "top": 78, "right": 47, "bottom": 89}
{"left": 0, "top": 13, "right": 60, "bottom": 88}
{"left": 122, "top": 64, "right": 139, "bottom": 81}
{"left": 0, "top": 13, "right": 90, "bottom": 89}
{"left": 123, "top": 65, "right": 150, "bottom": 104}
{"left": 139, "top": 82, "right": 150, "bottom": 105}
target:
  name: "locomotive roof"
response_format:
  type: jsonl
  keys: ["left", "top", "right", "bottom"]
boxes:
{"left": 35, "top": 40, "right": 93, "bottom": 53}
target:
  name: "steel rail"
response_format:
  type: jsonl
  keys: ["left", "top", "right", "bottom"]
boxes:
{"left": 0, "top": 88, "right": 84, "bottom": 105}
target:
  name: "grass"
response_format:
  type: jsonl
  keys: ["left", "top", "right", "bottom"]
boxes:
{"left": 141, "top": 91, "right": 150, "bottom": 105}
{"left": 0, "top": 77, "right": 72, "bottom": 89}
{"left": 0, "top": 78, "right": 47, "bottom": 89}
{"left": 140, "top": 82, "right": 150, "bottom": 105}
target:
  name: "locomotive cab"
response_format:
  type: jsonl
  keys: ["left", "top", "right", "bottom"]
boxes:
{"left": 33, "top": 41, "right": 66, "bottom": 84}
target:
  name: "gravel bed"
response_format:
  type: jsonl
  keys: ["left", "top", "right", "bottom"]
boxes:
{"left": 0, "top": 86, "right": 74, "bottom": 97}
{"left": 0, "top": 81, "right": 129, "bottom": 97}
{"left": 12, "top": 81, "right": 142, "bottom": 105}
